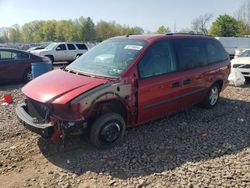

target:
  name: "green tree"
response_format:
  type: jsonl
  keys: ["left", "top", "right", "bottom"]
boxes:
{"left": 156, "top": 25, "right": 171, "bottom": 34}
{"left": 82, "top": 17, "right": 96, "bottom": 41}
{"left": 21, "top": 21, "right": 43, "bottom": 42}
{"left": 235, "top": 0, "right": 250, "bottom": 36}
{"left": 55, "top": 20, "right": 73, "bottom": 41}
{"left": 128, "top": 26, "right": 144, "bottom": 34}
{"left": 209, "top": 14, "right": 240, "bottom": 37}
{"left": 8, "top": 27, "right": 21, "bottom": 42}
{"left": 96, "top": 20, "right": 113, "bottom": 41}
{"left": 41, "top": 20, "right": 56, "bottom": 41}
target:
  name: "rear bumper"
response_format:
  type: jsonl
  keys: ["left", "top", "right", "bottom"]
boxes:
{"left": 16, "top": 103, "right": 53, "bottom": 138}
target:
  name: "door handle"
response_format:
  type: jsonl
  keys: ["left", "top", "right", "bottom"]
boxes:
{"left": 172, "top": 82, "right": 180, "bottom": 88}
{"left": 183, "top": 79, "right": 191, "bottom": 85}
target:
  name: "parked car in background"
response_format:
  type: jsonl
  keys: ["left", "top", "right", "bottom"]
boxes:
{"left": 16, "top": 34, "right": 230, "bottom": 148}
{"left": 30, "top": 42, "right": 88, "bottom": 64}
{"left": 215, "top": 37, "right": 250, "bottom": 59}
{"left": 231, "top": 50, "right": 250, "bottom": 78}
{"left": 26, "top": 45, "right": 45, "bottom": 52}
{"left": 237, "top": 49, "right": 250, "bottom": 58}
{"left": 0, "top": 48, "right": 52, "bottom": 84}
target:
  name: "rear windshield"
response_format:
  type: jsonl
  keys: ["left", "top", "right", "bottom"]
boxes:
{"left": 67, "top": 38, "right": 147, "bottom": 78}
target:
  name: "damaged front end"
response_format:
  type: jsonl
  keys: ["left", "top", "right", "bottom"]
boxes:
{"left": 16, "top": 97, "right": 86, "bottom": 144}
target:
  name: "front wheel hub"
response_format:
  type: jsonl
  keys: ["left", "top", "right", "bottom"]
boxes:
{"left": 100, "top": 122, "right": 121, "bottom": 143}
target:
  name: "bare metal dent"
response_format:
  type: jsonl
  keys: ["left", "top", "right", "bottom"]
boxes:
{"left": 71, "top": 82, "right": 132, "bottom": 113}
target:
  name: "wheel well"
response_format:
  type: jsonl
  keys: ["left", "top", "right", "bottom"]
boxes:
{"left": 214, "top": 80, "right": 223, "bottom": 91}
{"left": 90, "top": 100, "right": 128, "bottom": 123}
{"left": 76, "top": 54, "right": 82, "bottom": 57}
{"left": 45, "top": 55, "right": 54, "bottom": 61}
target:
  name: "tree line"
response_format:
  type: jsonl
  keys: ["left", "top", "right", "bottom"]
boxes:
{"left": 1, "top": 0, "right": 250, "bottom": 43}
{"left": 0, "top": 17, "right": 145, "bottom": 43}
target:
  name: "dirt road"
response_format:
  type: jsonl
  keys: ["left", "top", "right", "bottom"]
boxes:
{"left": 0, "top": 83, "right": 249, "bottom": 187}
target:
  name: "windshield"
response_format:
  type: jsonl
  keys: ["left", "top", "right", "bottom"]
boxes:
{"left": 45, "top": 43, "right": 57, "bottom": 50}
{"left": 239, "top": 49, "right": 250, "bottom": 57}
{"left": 66, "top": 38, "right": 147, "bottom": 77}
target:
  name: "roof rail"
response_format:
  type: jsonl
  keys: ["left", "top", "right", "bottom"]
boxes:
{"left": 125, "top": 33, "right": 142, "bottom": 37}
{"left": 166, "top": 32, "right": 205, "bottom": 36}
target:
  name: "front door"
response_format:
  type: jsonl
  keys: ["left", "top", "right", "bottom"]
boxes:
{"left": 137, "top": 40, "right": 182, "bottom": 123}
{"left": 54, "top": 44, "right": 68, "bottom": 61}
{"left": 0, "top": 50, "right": 25, "bottom": 82}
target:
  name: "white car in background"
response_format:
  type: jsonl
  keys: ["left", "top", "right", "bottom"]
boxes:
{"left": 231, "top": 49, "right": 250, "bottom": 78}
{"left": 31, "top": 42, "right": 88, "bottom": 64}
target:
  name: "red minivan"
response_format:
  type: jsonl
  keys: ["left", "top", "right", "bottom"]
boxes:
{"left": 16, "top": 34, "right": 230, "bottom": 148}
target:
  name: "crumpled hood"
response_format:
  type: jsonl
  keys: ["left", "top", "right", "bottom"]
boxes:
{"left": 22, "top": 69, "right": 108, "bottom": 104}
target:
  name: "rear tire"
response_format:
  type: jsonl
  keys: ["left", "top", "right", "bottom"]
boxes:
{"left": 201, "top": 83, "right": 220, "bottom": 109}
{"left": 89, "top": 112, "right": 126, "bottom": 149}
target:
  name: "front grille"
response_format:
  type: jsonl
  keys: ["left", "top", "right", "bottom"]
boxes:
{"left": 233, "top": 64, "right": 250, "bottom": 68}
{"left": 26, "top": 98, "right": 52, "bottom": 122}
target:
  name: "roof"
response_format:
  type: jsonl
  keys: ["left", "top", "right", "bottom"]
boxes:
{"left": 0, "top": 47, "right": 26, "bottom": 52}
{"left": 112, "top": 33, "right": 212, "bottom": 43}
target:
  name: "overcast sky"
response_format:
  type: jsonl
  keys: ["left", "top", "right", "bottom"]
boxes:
{"left": 0, "top": 0, "right": 246, "bottom": 31}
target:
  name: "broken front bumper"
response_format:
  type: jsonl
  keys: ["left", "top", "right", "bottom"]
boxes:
{"left": 16, "top": 103, "right": 53, "bottom": 138}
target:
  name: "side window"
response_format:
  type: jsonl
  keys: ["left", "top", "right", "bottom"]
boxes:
{"left": 67, "top": 44, "right": 76, "bottom": 50}
{"left": 56, "top": 44, "right": 66, "bottom": 51}
{"left": 205, "top": 39, "right": 228, "bottom": 64}
{"left": 13, "top": 52, "right": 30, "bottom": 60}
{"left": 138, "top": 41, "right": 176, "bottom": 79}
{"left": 174, "top": 39, "right": 207, "bottom": 71}
{"left": 76, "top": 44, "right": 88, "bottom": 50}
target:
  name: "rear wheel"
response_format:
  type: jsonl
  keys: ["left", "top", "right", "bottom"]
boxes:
{"left": 89, "top": 112, "right": 125, "bottom": 149}
{"left": 23, "top": 69, "right": 32, "bottom": 83}
{"left": 201, "top": 83, "right": 220, "bottom": 109}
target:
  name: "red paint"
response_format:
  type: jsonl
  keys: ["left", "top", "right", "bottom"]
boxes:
{"left": 20, "top": 34, "right": 230, "bottom": 143}
{"left": 22, "top": 69, "right": 108, "bottom": 104}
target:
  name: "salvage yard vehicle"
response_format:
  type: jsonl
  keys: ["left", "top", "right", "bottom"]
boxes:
{"left": 231, "top": 51, "right": 250, "bottom": 78}
{"left": 16, "top": 34, "right": 230, "bottom": 148}
{"left": 0, "top": 48, "right": 52, "bottom": 84}
{"left": 30, "top": 42, "right": 88, "bottom": 64}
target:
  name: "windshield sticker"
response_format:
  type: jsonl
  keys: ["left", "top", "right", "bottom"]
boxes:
{"left": 124, "top": 45, "right": 143, "bottom": 51}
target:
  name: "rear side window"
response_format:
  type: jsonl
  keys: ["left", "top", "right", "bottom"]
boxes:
{"left": 205, "top": 39, "right": 229, "bottom": 64}
{"left": 138, "top": 40, "right": 176, "bottom": 79}
{"left": 174, "top": 38, "right": 207, "bottom": 71}
{"left": 67, "top": 44, "right": 76, "bottom": 50}
{"left": 76, "top": 44, "right": 88, "bottom": 50}
{"left": 14, "top": 52, "right": 30, "bottom": 60}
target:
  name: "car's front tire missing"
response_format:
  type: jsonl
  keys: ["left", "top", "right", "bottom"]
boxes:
{"left": 202, "top": 83, "right": 220, "bottom": 109}
{"left": 89, "top": 112, "right": 125, "bottom": 149}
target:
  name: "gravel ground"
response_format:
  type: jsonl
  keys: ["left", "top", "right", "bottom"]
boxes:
{"left": 0, "top": 82, "right": 249, "bottom": 188}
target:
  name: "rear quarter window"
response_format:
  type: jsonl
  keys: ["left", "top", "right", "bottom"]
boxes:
{"left": 205, "top": 39, "right": 228, "bottom": 64}
{"left": 76, "top": 44, "right": 88, "bottom": 50}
